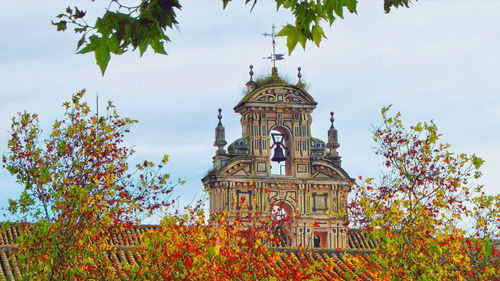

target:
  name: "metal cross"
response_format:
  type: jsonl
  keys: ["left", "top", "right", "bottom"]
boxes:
{"left": 263, "top": 24, "right": 284, "bottom": 68}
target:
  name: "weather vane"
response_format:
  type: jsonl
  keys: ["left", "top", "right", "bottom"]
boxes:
{"left": 263, "top": 24, "right": 284, "bottom": 68}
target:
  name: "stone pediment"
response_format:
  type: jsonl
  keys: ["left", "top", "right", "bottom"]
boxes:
{"left": 311, "top": 160, "right": 351, "bottom": 181}
{"left": 231, "top": 168, "right": 249, "bottom": 176}
{"left": 219, "top": 160, "right": 251, "bottom": 177}
{"left": 312, "top": 172, "right": 332, "bottom": 179}
{"left": 234, "top": 84, "right": 317, "bottom": 111}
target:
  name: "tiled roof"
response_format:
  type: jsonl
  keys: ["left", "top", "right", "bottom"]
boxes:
{"left": 267, "top": 249, "right": 374, "bottom": 281}
{"left": 0, "top": 224, "right": 372, "bottom": 281}
{"left": 348, "top": 229, "right": 377, "bottom": 250}
{"left": 0, "top": 224, "right": 20, "bottom": 246}
{"left": 106, "top": 225, "right": 157, "bottom": 246}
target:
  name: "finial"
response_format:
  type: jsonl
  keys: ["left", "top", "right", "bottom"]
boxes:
{"left": 246, "top": 66, "right": 257, "bottom": 93}
{"left": 249, "top": 65, "right": 254, "bottom": 81}
{"left": 327, "top": 111, "right": 340, "bottom": 162}
{"left": 296, "top": 66, "right": 304, "bottom": 88}
{"left": 217, "top": 108, "right": 222, "bottom": 125}
{"left": 214, "top": 108, "right": 227, "bottom": 155}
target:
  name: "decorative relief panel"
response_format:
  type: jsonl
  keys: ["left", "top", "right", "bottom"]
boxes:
{"left": 297, "top": 163, "right": 308, "bottom": 173}
{"left": 256, "top": 162, "right": 267, "bottom": 173}
{"left": 312, "top": 193, "right": 328, "bottom": 212}
{"left": 236, "top": 190, "right": 252, "bottom": 210}
{"left": 255, "top": 92, "right": 276, "bottom": 102}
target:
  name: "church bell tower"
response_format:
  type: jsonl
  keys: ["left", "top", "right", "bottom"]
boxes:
{"left": 202, "top": 66, "right": 353, "bottom": 249}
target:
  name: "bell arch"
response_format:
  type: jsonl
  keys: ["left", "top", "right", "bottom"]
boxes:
{"left": 268, "top": 123, "right": 293, "bottom": 136}
{"left": 268, "top": 125, "right": 293, "bottom": 176}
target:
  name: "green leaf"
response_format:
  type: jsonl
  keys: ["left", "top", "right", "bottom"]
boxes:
{"left": 333, "top": 4, "right": 344, "bottom": 19}
{"left": 277, "top": 24, "right": 299, "bottom": 55}
{"left": 56, "top": 21, "right": 67, "bottom": 31}
{"left": 384, "top": 0, "right": 412, "bottom": 13}
{"left": 138, "top": 40, "right": 149, "bottom": 56}
{"left": 95, "top": 15, "right": 111, "bottom": 38}
{"left": 150, "top": 39, "right": 167, "bottom": 55}
{"left": 76, "top": 36, "right": 86, "bottom": 50}
{"left": 276, "top": 0, "right": 286, "bottom": 10}
{"left": 346, "top": 0, "right": 358, "bottom": 13}
{"left": 297, "top": 32, "right": 307, "bottom": 49}
{"left": 311, "top": 25, "right": 325, "bottom": 47}
{"left": 107, "top": 35, "right": 121, "bottom": 54}
{"left": 471, "top": 154, "right": 484, "bottom": 169}
{"left": 40, "top": 166, "right": 51, "bottom": 184}
{"left": 74, "top": 26, "right": 87, "bottom": 33}
{"left": 78, "top": 35, "right": 100, "bottom": 54}
{"left": 381, "top": 104, "right": 393, "bottom": 115}
{"left": 222, "top": 0, "right": 231, "bottom": 9}
{"left": 94, "top": 43, "right": 110, "bottom": 76}
{"left": 8, "top": 199, "right": 17, "bottom": 213}
{"left": 74, "top": 7, "right": 86, "bottom": 19}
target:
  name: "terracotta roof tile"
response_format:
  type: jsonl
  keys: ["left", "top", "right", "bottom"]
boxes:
{"left": 1, "top": 249, "right": 15, "bottom": 281}
{"left": 0, "top": 246, "right": 374, "bottom": 281}
{"left": 0, "top": 224, "right": 379, "bottom": 280}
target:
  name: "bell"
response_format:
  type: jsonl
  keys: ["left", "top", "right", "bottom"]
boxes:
{"left": 271, "top": 133, "right": 288, "bottom": 163}
{"left": 271, "top": 146, "right": 287, "bottom": 163}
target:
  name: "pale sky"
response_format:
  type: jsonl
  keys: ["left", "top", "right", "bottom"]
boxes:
{"left": 1, "top": 1, "right": 499, "bottom": 222}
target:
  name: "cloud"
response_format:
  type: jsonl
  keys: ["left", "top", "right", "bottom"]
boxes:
{"left": 0, "top": 0, "right": 498, "bottom": 216}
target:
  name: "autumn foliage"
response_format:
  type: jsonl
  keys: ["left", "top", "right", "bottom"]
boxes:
{"left": 2, "top": 90, "right": 179, "bottom": 280}
{"left": 124, "top": 208, "right": 323, "bottom": 280}
{"left": 348, "top": 106, "right": 500, "bottom": 280}
{"left": 2, "top": 95, "right": 498, "bottom": 280}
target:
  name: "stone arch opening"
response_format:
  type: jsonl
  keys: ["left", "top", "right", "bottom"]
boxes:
{"left": 271, "top": 200, "right": 294, "bottom": 247}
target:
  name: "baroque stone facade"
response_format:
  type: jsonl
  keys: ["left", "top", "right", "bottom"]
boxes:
{"left": 202, "top": 67, "right": 353, "bottom": 249}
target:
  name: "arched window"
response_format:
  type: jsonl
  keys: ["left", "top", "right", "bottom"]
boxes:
{"left": 271, "top": 201, "right": 293, "bottom": 247}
